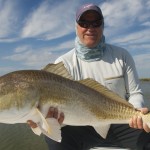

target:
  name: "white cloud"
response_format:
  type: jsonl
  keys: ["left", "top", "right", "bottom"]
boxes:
{"left": 0, "top": 0, "right": 18, "bottom": 38}
{"left": 4, "top": 50, "right": 32, "bottom": 61}
{"left": 2, "top": 38, "right": 74, "bottom": 70}
{"left": 23, "top": 50, "right": 54, "bottom": 68}
{"left": 3, "top": 49, "right": 50, "bottom": 68}
{"left": 127, "top": 44, "right": 150, "bottom": 51}
{"left": 21, "top": 1, "right": 78, "bottom": 40}
{"left": 56, "top": 39, "right": 74, "bottom": 50}
{"left": 14, "top": 45, "right": 32, "bottom": 53}
{"left": 101, "top": 0, "right": 143, "bottom": 27}
{"left": 102, "top": 0, "right": 150, "bottom": 38}
{"left": 2, "top": 42, "right": 70, "bottom": 69}
{"left": 110, "top": 29, "right": 150, "bottom": 45}
{"left": 0, "top": 37, "right": 20, "bottom": 43}
{"left": 141, "top": 21, "right": 150, "bottom": 27}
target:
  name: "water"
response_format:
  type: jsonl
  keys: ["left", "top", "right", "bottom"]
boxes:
{"left": 140, "top": 81, "right": 150, "bottom": 109}
{"left": 0, "top": 124, "right": 48, "bottom": 150}
{"left": 0, "top": 81, "right": 149, "bottom": 150}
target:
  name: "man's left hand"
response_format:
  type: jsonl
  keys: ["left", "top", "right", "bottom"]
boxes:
{"left": 129, "top": 107, "right": 150, "bottom": 133}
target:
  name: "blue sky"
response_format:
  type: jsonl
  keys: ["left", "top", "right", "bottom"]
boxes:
{"left": 0, "top": 0, "right": 150, "bottom": 78}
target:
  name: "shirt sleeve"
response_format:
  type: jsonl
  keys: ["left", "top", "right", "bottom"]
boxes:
{"left": 54, "top": 57, "right": 63, "bottom": 64}
{"left": 123, "top": 50, "right": 145, "bottom": 108}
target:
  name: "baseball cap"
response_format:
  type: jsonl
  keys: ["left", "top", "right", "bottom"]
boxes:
{"left": 76, "top": 4, "right": 103, "bottom": 22}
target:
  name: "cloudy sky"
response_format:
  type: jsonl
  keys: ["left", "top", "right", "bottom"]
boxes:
{"left": 0, "top": 0, "right": 150, "bottom": 78}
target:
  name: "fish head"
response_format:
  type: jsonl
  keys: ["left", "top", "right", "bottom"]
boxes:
{"left": 0, "top": 78, "right": 39, "bottom": 123}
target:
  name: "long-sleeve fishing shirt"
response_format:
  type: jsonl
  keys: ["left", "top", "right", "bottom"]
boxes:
{"left": 55, "top": 43, "right": 145, "bottom": 109}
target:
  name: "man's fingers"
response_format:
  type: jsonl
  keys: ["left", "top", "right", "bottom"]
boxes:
{"left": 58, "top": 112, "right": 65, "bottom": 125}
{"left": 53, "top": 108, "right": 59, "bottom": 119}
{"left": 27, "top": 120, "right": 38, "bottom": 128}
{"left": 46, "top": 107, "right": 64, "bottom": 123}
{"left": 129, "top": 108, "right": 150, "bottom": 132}
{"left": 137, "top": 116, "right": 143, "bottom": 129}
{"left": 132, "top": 116, "right": 138, "bottom": 128}
{"left": 137, "top": 107, "right": 149, "bottom": 114}
{"left": 27, "top": 107, "right": 64, "bottom": 129}
{"left": 129, "top": 118, "right": 133, "bottom": 128}
{"left": 46, "top": 107, "right": 58, "bottom": 119}
{"left": 129, "top": 116, "right": 143, "bottom": 129}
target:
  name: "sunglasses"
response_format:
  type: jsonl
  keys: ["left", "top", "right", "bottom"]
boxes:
{"left": 77, "top": 19, "right": 103, "bottom": 28}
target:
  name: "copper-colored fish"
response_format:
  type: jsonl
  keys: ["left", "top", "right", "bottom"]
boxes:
{"left": 0, "top": 62, "right": 149, "bottom": 142}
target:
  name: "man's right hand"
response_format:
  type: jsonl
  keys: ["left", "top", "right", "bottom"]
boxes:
{"left": 27, "top": 107, "right": 65, "bottom": 128}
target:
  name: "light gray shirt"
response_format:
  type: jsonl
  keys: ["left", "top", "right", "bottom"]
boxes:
{"left": 55, "top": 43, "right": 145, "bottom": 109}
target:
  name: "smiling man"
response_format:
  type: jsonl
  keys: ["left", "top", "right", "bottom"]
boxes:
{"left": 76, "top": 10, "right": 103, "bottom": 48}
{"left": 28, "top": 3, "right": 150, "bottom": 150}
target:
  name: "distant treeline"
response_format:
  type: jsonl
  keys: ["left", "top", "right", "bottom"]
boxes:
{"left": 140, "top": 78, "right": 150, "bottom": 81}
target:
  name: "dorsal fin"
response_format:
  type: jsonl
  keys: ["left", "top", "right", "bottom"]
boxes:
{"left": 42, "top": 62, "right": 73, "bottom": 80}
{"left": 79, "top": 78, "right": 133, "bottom": 108}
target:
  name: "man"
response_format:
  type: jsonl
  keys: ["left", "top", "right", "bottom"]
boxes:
{"left": 28, "top": 3, "right": 150, "bottom": 150}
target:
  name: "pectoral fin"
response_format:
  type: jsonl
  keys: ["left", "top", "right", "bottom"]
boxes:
{"left": 94, "top": 124, "right": 110, "bottom": 139}
{"left": 33, "top": 108, "right": 62, "bottom": 142}
{"left": 38, "top": 118, "right": 62, "bottom": 142}
{"left": 31, "top": 126, "right": 42, "bottom": 136}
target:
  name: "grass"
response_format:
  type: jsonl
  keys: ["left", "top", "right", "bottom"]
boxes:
{"left": 140, "top": 78, "right": 150, "bottom": 81}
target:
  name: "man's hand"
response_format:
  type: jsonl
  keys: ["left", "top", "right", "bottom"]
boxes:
{"left": 27, "top": 107, "right": 64, "bottom": 128}
{"left": 129, "top": 107, "right": 150, "bottom": 133}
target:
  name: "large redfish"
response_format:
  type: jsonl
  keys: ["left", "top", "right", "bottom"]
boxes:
{"left": 0, "top": 62, "right": 149, "bottom": 142}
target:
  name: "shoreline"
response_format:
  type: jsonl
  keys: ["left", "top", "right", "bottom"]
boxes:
{"left": 140, "top": 78, "right": 150, "bottom": 81}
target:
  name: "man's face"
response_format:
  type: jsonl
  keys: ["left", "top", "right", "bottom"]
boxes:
{"left": 76, "top": 10, "right": 103, "bottom": 48}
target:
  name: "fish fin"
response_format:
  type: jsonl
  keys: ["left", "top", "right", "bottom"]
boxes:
{"left": 38, "top": 118, "right": 62, "bottom": 142}
{"left": 42, "top": 62, "right": 73, "bottom": 80}
{"left": 31, "top": 126, "right": 42, "bottom": 136}
{"left": 94, "top": 124, "right": 111, "bottom": 139}
{"left": 79, "top": 79, "right": 133, "bottom": 108}
{"left": 36, "top": 108, "right": 62, "bottom": 142}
